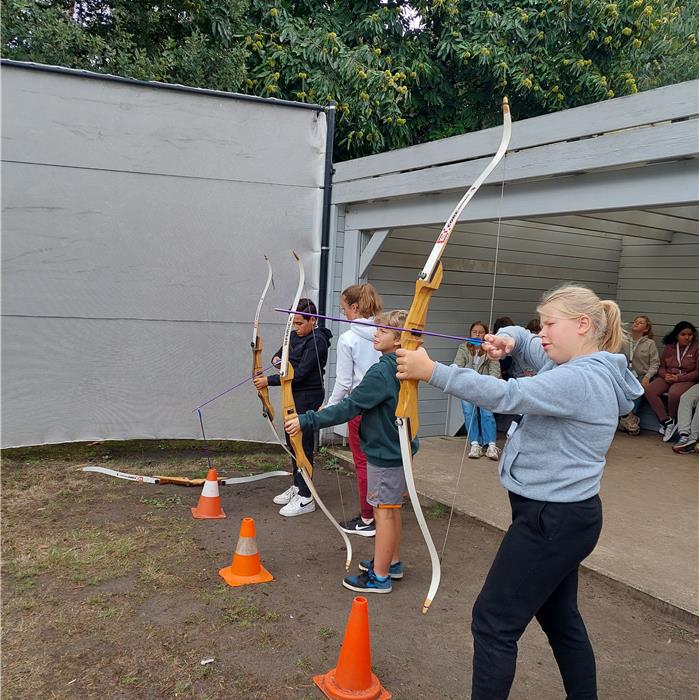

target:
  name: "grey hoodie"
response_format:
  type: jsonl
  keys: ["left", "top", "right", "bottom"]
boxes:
{"left": 430, "top": 326, "right": 643, "bottom": 502}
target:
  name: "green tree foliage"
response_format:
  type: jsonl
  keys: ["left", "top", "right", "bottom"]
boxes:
{"left": 2, "top": 0, "right": 247, "bottom": 90}
{"left": 415, "top": 0, "right": 699, "bottom": 140}
{"left": 238, "top": 1, "right": 433, "bottom": 156}
{"left": 3, "top": 0, "right": 697, "bottom": 160}
{"left": 239, "top": 0, "right": 697, "bottom": 156}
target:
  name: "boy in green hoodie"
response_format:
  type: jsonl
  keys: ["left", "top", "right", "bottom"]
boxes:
{"left": 285, "top": 310, "right": 418, "bottom": 593}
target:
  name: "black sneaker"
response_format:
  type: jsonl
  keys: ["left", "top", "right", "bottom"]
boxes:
{"left": 339, "top": 515, "right": 376, "bottom": 537}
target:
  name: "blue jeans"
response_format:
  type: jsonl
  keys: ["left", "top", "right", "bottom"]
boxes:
{"left": 461, "top": 400, "right": 497, "bottom": 445}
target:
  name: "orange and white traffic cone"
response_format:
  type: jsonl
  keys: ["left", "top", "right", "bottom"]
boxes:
{"left": 191, "top": 468, "right": 226, "bottom": 519}
{"left": 314, "top": 596, "right": 391, "bottom": 700}
{"left": 219, "top": 517, "right": 273, "bottom": 587}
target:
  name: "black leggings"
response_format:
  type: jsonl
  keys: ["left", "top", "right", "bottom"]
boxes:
{"left": 471, "top": 491, "right": 603, "bottom": 699}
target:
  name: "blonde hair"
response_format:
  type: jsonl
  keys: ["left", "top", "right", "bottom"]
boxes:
{"left": 375, "top": 309, "right": 408, "bottom": 338}
{"left": 342, "top": 283, "right": 383, "bottom": 318}
{"left": 633, "top": 314, "right": 655, "bottom": 340}
{"left": 537, "top": 284, "right": 626, "bottom": 353}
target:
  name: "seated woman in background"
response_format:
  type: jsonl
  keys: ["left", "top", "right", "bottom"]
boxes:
{"left": 454, "top": 321, "right": 501, "bottom": 460}
{"left": 644, "top": 321, "right": 699, "bottom": 442}
{"left": 618, "top": 315, "right": 660, "bottom": 435}
{"left": 492, "top": 316, "right": 515, "bottom": 380}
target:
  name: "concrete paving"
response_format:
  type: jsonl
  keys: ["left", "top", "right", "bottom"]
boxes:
{"left": 330, "top": 431, "right": 698, "bottom": 620}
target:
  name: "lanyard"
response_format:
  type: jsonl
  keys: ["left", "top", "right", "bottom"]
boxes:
{"left": 629, "top": 338, "right": 641, "bottom": 368}
{"left": 676, "top": 342, "right": 690, "bottom": 366}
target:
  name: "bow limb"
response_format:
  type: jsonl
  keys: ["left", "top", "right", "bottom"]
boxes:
{"left": 251, "top": 256, "right": 297, "bottom": 458}
{"left": 396, "top": 98, "right": 512, "bottom": 614}
{"left": 279, "top": 251, "right": 352, "bottom": 571}
{"left": 252, "top": 256, "right": 277, "bottom": 422}
{"left": 82, "top": 466, "right": 161, "bottom": 484}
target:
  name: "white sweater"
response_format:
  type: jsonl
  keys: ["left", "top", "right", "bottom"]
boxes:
{"left": 326, "top": 319, "right": 381, "bottom": 407}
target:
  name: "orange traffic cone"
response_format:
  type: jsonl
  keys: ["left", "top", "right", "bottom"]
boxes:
{"left": 314, "top": 596, "right": 391, "bottom": 700}
{"left": 191, "top": 468, "right": 226, "bottom": 519}
{"left": 219, "top": 517, "right": 273, "bottom": 587}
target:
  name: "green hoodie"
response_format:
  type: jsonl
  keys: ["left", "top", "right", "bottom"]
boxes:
{"left": 298, "top": 353, "right": 418, "bottom": 468}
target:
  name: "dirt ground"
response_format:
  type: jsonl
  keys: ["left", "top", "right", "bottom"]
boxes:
{"left": 2, "top": 441, "right": 698, "bottom": 700}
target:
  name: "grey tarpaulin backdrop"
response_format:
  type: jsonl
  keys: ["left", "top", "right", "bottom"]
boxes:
{"left": 2, "top": 62, "right": 327, "bottom": 448}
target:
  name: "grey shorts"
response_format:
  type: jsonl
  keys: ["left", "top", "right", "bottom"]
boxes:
{"left": 366, "top": 462, "right": 407, "bottom": 508}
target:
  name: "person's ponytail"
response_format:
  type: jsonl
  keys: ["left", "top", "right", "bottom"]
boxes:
{"left": 600, "top": 300, "right": 626, "bottom": 353}
{"left": 342, "top": 283, "right": 383, "bottom": 318}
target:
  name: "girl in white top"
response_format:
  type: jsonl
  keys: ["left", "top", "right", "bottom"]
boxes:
{"left": 327, "top": 284, "right": 383, "bottom": 536}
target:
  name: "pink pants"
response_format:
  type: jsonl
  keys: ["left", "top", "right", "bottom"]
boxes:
{"left": 644, "top": 377, "right": 697, "bottom": 421}
{"left": 347, "top": 415, "right": 373, "bottom": 520}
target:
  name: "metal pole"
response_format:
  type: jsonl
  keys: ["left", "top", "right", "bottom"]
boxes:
{"left": 317, "top": 102, "right": 336, "bottom": 325}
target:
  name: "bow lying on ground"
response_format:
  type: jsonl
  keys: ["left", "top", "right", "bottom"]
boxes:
{"left": 397, "top": 97, "right": 512, "bottom": 614}
{"left": 278, "top": 251, "right": 352, "bottom": 571}
{"left": 81, "top": 465, "right": 291, "bottom": 485}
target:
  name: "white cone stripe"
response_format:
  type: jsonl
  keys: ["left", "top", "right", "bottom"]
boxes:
{"left": 235, "top": 537, "right": 259, "bottom": 555}
{"left": 201, "top": 480, "right": 220, "bottom": 497}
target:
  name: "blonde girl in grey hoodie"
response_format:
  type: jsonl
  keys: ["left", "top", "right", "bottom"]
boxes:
{"left": 396, "top": 284, "right": 642, "bottom": 700}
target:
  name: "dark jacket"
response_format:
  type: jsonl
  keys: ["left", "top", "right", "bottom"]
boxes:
{"left": 299, "top": 353, "right": 418, "bottom": 468}
{"left": 268, "top": 327, "right": 333, "bottom": 392}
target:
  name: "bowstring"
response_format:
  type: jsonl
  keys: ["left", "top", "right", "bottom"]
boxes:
{"left": 439, "top": 150, "right": 508, "bottom": 562}
{"left": 303, "top": 280, "right": 349, "bottom": 529}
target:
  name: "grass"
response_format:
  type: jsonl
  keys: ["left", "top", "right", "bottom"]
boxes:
{"left": 318, "top": 625, "right": 336, "bottom": 641}
{"left": 140, "top": 494, "right": 183, "bottom": 508}
{"left": 222, "top": 598, "right": 282, "bottom": 628}
{"left": 5, "top": 525, "right": 150, "bottom": 586}
{"left": 426, "top": 503, "right": 448, "bottom": 519}
{"left": 317, "top": 446, "right": 353, "bottom": 476}
{"left": 1, "top": 440, "right": 349, "bottom": 699}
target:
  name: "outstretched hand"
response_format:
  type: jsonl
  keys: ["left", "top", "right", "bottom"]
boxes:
{"left": 481, "top": 333, "right": 515, "bottom": 360}
{"left": 284, "top": 418, "right": 301, "bottom": 436}
{"left": 396, "top": 347, "right": 435, "bottom": 382}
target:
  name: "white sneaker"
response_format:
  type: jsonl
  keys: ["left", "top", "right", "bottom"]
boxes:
{"left": 273, "top": 484, "right": 299, "bottom": 505}
{"left": 279, "top": 494, "right": 315, "bottom": 517}
{"left": 662, "top": 420, "right": 677, "bottom": 442}
{"left": 468, "top": 442, "right": 482, "bottom": 459}
{"left": 485, "top": 443, "right": 500, "bottom": 461}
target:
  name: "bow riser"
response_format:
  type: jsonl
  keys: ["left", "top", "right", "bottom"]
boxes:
{"left": 396, "top": 262, "right": 444, "bottom": 435}
{"left": 279, "top": 251, "right": 352, "bottom": 570}
{"left": 252, "top": 334, "right": 275, "bottom": 420}
{"left": 280, "top": 363, "right": 314, "bottom": 479}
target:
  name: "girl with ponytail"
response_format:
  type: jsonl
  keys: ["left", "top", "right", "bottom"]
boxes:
{"left": 326, "top": 283, "right": 383, "bottom": 536}
{"left": 395, "top": 283, "right": 643, "bottom": 700}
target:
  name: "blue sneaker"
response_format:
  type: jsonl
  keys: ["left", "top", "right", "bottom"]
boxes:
{"left": 358, "top": 559, "right": 403, "bottom": 580}
{"left": 342, "top": 570, "right": 392, "bottom": 594}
